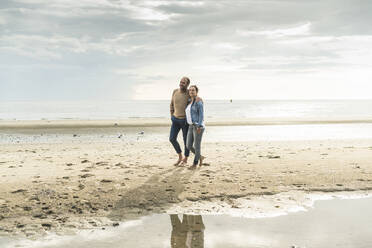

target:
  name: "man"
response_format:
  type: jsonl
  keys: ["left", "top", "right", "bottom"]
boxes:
{"left": 169, "top": 77, "right": 191, "bottom": 166}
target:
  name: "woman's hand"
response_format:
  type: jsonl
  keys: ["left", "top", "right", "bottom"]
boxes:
{"left": 197, "top": 127, "right": 201, "bottom": 134}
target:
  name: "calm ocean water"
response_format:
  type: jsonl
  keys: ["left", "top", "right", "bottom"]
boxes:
{"left": 1, "top": 100, "right": 372, "bottom": 120}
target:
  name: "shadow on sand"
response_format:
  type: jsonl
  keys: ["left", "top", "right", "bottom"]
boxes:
{"left": 108, "top": 167, "right": 195, "bottom": 221}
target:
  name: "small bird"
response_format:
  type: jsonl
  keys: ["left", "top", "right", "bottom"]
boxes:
{"left": 139, "top": 131, "right": 144, "bottom": 135}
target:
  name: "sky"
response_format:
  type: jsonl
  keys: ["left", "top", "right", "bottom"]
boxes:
{"left": 1, "top": 0, "right": 372, "bottom": 101}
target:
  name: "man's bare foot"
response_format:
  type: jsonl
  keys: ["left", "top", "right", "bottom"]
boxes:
{"left": 173, "top": 159, "right": 182, "bottom": 166}
{"left": 179, "top": 161, "right": 188, "bottom": 166}
{"left": 179, "top": 157, "right": 188, "bottom": 166}
{"left": 188, "top": 164, "right": 197, "bottom": 170}
{"left": 199, "top": 155, "right": 206, "bottom": 167}
{"left": 173, "top": 155, "right": 183, "bottom": 166}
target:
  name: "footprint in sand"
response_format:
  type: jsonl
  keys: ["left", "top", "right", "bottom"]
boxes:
{"left": 79, "top": 174, "right": 94, "bottom": 178}
{"left": 96, "top": 161, "right": 108, "bottom": 166}
{"left": 11, "top": 189, "right": 28, "bottom": 194}
{"left": 101, "top": 179, "right": 113, "bottom": 183}
{"left": 267, "top": 155, "right": 280, "bottom": 159}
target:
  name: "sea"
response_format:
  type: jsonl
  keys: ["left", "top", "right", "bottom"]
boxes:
{"left": 1, "top": 99, "right": 372, "bottom": 121}
{"left": 1, "top": 100, "right": 372, "bottom": 142}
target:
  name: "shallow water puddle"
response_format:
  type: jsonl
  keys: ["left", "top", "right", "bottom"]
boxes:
{"left": 1, "top": 197, "right": 372, "bottom": 248}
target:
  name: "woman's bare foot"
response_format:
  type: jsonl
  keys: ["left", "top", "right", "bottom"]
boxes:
{"left": 199, "top": 155, "right": 205, "bottom": 167}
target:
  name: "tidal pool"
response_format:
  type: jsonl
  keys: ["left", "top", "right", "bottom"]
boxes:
{"left": 1, "top": 197, "right": 372, "bottom": 248}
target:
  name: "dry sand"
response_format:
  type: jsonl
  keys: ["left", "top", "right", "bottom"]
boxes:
{"left": 0, "top": 128, "right": 372, "bottom": 238}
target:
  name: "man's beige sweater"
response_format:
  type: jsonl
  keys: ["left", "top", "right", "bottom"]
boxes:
{"left": 170, "top": 89, "right": 189, "bottom": 119}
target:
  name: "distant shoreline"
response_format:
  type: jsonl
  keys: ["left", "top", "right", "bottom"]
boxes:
{"left": 1, "top": 118, "right": 372, "bottom": 129}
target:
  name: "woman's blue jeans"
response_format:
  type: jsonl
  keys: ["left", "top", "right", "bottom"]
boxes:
{"left": 186, "top": 125, "right": 205, "bottom": 165}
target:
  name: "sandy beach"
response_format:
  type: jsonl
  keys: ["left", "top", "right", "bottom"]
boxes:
{"left": 1, "top": 122, "right": 372, "bottom": 238}
{"left": 3, "top": 0, "right": 372, "bottom": 244}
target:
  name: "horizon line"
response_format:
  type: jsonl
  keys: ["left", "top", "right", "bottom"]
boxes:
{"left": 1, "top": 98, "right": 372, "bottom": 102}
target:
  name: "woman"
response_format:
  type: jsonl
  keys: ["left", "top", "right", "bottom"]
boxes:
{"left": 185, "top": 85, "right": 205, "bottom": 169}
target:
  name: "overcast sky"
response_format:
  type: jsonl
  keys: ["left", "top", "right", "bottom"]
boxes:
{"left": 1, "top": 0, "right": 372, "bottom": 101}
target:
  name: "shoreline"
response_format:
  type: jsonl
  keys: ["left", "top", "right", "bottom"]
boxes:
{"left": 167, "top": 190, "right": 372, "bottom": 218}
{"left": 2, "top": 117, "right": 372, "bottom": 129}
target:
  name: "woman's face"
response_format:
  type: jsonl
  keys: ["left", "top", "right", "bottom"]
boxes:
{"left": 189, "top": 87, "right": 197, "bottom": 97}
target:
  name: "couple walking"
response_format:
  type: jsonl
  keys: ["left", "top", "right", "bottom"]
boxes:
{"left": 169, "top": 77, "right": 205, "bottom": 170}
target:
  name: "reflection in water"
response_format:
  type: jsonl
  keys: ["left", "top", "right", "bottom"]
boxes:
{"left": 170, "top": 214, "right": 205, "bottom": 248}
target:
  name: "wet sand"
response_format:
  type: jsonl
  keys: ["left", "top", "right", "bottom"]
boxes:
{"left": 0, "top": 125, "right": 372, "bottom": 238}
{"left": 2, "top": 117, "right": 372, "bottom": 129}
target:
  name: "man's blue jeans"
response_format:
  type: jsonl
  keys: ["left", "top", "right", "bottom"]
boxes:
{"left": 169, "top": 115, "right": 190, "bottom": 157}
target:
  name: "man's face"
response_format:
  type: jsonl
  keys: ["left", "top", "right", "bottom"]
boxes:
{"left": 179, "top": 78, "right": 189, "bottom": 90}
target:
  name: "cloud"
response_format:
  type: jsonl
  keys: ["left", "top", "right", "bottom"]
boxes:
{"left": 1, "top": 0, "right": 372, "bottom": 100}
{"left": 237, "top": 23, "right": 311, "bottom": 38}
